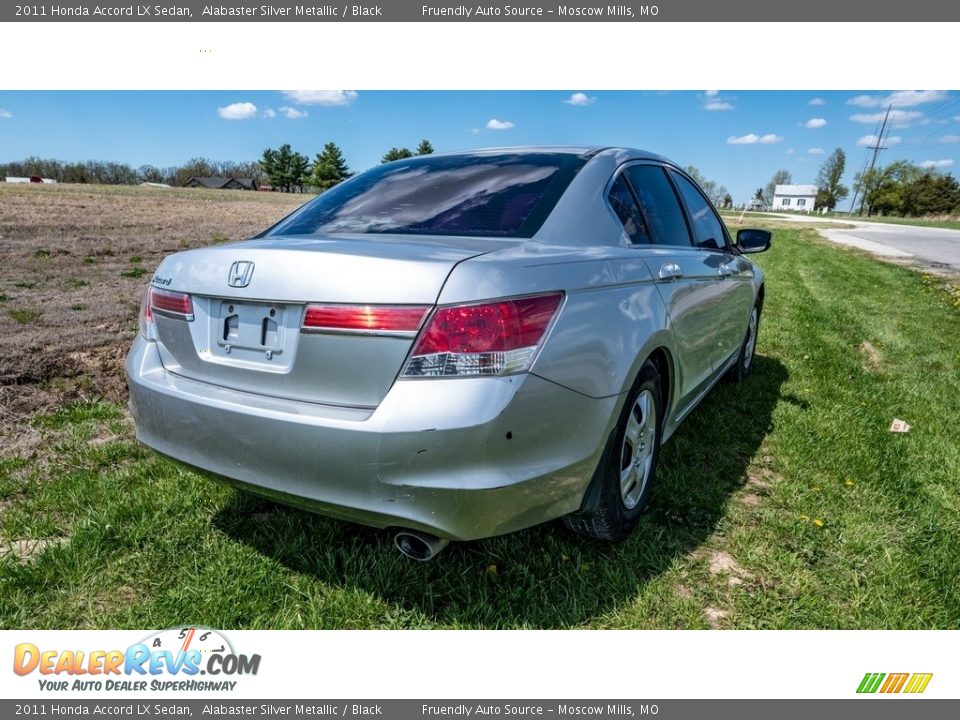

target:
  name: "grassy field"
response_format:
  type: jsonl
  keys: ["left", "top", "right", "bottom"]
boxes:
{"left": 1, "top": 187, "right": 959, "bottom": 629}
{"left": 822, "top": 212, "right": 960, "bottom": 231}
{"left": 723, "top": 209, "right": 960, "bottom": 232}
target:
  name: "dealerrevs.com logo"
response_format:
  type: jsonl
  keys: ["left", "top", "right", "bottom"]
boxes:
{"left": 857, "top": 672, "right": 933, "bottom": 694}
{"left": 13, "top": 627, "right": 260, "bottom": 692}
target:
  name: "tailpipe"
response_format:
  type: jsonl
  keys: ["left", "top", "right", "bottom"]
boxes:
{"left": 393, "top": 529, "right": 449, "bottom": 561}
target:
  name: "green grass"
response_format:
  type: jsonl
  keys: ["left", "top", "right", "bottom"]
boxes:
{"left": 7, "top": 308, "right": 42, "bottom": 324}
{"left": 1, "top": 226, "right": 958, "bottom": 629}
{"left": 823, "top": 212, "right": 960, "bottom": 231}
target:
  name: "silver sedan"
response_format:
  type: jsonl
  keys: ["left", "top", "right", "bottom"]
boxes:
{"left": 126, "top": 147, "right": 770, "bottom": 559}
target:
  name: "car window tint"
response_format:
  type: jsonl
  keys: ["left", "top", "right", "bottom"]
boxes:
{"left": 607, "top": 175, "right": 649, "bottom": 244}
{"left": 623, "top": 165, "right": 692, "bottom": 247}
{"left": 669, "top": 171, "right": 728, "bottom": 250}
{"left": 272, "top": 152, "right": 586, "bottom": 239}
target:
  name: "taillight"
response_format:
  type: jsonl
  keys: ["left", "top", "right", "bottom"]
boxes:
{"left": 139, "top": 286, "right": 194, "bottom": 340}
{"left": 402, "top": 292, "right": 563, "bottom": 377}
{"left": 150, "top": 287, "right": 194, "bottom": 319}
{"left": 138, "top": 287, "right": 156, "bottom": 340}
{"left": 302, "top": 304, "right": 429, "bottom": 335}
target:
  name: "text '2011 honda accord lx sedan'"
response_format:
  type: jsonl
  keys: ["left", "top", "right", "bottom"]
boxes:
{"left": 126, "top": 147, "right": 771, "bottom": 559}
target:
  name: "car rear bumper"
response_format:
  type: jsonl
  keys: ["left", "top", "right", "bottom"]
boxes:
{"left": 125, "top": 336, "right": 618, "bottom": 540}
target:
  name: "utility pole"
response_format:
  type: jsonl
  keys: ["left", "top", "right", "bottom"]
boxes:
{"left": 858, "top": 104, "right": 892, "bottom": 216}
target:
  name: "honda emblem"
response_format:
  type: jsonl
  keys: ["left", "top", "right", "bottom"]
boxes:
{"left": 227, "top": 261, "right": 255, "bottom": 288}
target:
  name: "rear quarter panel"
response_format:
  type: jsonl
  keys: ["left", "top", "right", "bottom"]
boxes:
{"left": 438, "top": 244, "right": 676, "bottom": 403}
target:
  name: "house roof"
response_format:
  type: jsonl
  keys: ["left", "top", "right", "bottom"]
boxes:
{"left": 186, "top": 176, "right": 258, "bottom": 189}
{"left": 774, "top": 184, "right": 818, "bottom": 196}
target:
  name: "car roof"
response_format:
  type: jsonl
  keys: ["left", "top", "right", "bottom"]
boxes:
{"left": 427, "top": 145, "right": 674, "bottom": 164}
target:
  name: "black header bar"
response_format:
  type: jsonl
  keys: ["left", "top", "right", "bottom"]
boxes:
{"left": 5, "top": 1, "right": 958, "bottom": 22}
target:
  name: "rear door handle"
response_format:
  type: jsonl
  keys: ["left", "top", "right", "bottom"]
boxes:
{"left": 658, "top": 262, "right": 683, "bottom": 281}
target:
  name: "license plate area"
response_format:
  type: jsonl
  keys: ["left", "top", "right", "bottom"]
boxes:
{"left": 215, "top": 300, "right": 287, "bottom": 357}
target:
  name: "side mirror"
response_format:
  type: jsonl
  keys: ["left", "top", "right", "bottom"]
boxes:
{"left": 736, "top": 228, "right": 772, "bottom": 253}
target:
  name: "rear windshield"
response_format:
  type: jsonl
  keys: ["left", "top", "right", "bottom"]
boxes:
{"left": 271, "top": 152, "right": 586, "bottom": 239}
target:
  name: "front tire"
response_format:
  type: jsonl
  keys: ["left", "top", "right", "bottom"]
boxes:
{"left": 563, "top": 360, "right": 663, "bottom": 541}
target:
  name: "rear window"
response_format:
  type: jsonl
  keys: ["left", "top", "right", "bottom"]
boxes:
{"left": 271, "top": 152, "right": 586, "bottom": 239}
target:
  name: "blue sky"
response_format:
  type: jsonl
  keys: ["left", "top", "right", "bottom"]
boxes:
{"left": 1, "top": 90, "right": 958, "bottom": 203}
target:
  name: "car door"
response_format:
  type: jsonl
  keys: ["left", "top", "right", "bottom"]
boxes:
{"left": 612, "top": 163, "right": 726, "bottom": 408}
{"left": 667, "top": 169, "right": 756, "bottom": 369}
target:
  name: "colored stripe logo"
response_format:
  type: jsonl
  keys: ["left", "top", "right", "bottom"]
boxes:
{"left": 857, "top": 672, "right": 933, "bottom": 694}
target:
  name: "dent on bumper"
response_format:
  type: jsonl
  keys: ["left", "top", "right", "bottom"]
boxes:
{"left": 125, "top": 336, "right": 618, "bottom": 540}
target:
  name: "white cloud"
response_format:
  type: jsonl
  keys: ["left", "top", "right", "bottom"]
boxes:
{"left": 700, "top": 91, "right": 734, "bottom": 111}
{"left": 786, "top": 148, "right": 795, "bottom": 154}
{"left": 278, "top": 106, "right": 308, "bottom": 119}
{"left": 847, "top": 90, "right": 946, "bottom": 108}
{"left": 857, "top": 134, "right": 902, "bottom": 146}
{"left": 808, "top": 98, "right": 826, "bottom": 106}
{"left": 808, "top": 147, "right": 825, "bottom": 154}
{"left": 486, "top": 118, "right": 514, "bottom": 130}
{"left": 939, "top": 135, "right": 960, "bottom": 143}
{"left": 727, "top": 133, "right": 783, "bottom": 145}
{"left": 850, "top": 110, "right": 923, "bottom": 125}
{"left": 920, "top": 159, "right": 954, "bottom": 168}
{"left": 805, "top": 118, "right": 827, "bottom": 128}
{"left": 217, "top": 102, "right": 257, "bottom": 120}
{"left": 281, "top": 90, "right": 358, "bottom": 106}
{"left": 263, "top": 108, "right": 276, "bottom": 118}
{"left": 0, "top": 109, "right": 11, "bottom": 118}
{"left": 469, "top": 127, "right": 481, "bottom": 135}
{"left": 564, "top": 92, "right": 595, "bottom": 106}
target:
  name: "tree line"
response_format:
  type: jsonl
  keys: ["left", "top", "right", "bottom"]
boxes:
{"left": 0, "top": 139, "right": 436, "bottom": 191}
{"left": 854, "top": 160, "right": 960, "bottom": 217}
{"left": 259, "top": 139, "right": 434, "bottom": 193}
{"left": 0, "top": 157, "right": 265, "bottom": 187}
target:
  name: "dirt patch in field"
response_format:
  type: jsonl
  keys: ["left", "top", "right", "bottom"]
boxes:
{"left": 858, "top": 341, "right": 881, "bottom": 372}
{"left": 705, "top": 549, "right": 751, "bottom": 587}
{"left": 704, "top": 607, "right": 728, "bottom": 628}
{"left": 739, "top": 493, "right": 763, "bottom": 507}
{"left": 0, "top": 537, "right": 66, "bottom": 562}
{"left": 0, "top": 183, "right": 308, "bottom": 448}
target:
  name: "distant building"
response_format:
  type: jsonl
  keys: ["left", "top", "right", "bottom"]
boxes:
{"left": 4, "top": 176, "right": 57, "bottom": 184}
{"left": 184, "top": 176, "right": 259, "bottom": 191}
{"left": 773, "top": 184, "right": 817, "bottom": 212}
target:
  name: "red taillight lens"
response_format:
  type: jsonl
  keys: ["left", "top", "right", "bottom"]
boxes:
{"left": 403, "top": 293, "right": 563, "bottom": 377}
{"left": 140, "top": 286, "right": 193, "bottom": 339}
{"left": 149, "top": 287, "right": 194, "bottom": 318}
{"left": 302, "top": 304, "right": 429, "bottom": 334}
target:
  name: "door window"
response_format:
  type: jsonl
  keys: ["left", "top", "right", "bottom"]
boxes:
{"left": 624, "top": 165, "right": 692, "bottom": 247}
{"left": 607, "top": 174, "right": 649, "bottom": 244}
{"left": 669, "top": 171, "right": 729, "bottom": 250}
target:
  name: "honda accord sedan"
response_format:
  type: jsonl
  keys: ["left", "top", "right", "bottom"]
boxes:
{"left": 126, "top": 147, "right": 771, "bottom": 559}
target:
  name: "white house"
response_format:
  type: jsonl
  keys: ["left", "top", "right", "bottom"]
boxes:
{"left": 773, "top": 184, "right": 818, "bottom": 212}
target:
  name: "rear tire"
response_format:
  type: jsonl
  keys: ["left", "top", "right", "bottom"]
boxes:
{"left": 563, "top": 360, "right": 663, "bottom": 541}
{"left": 725, "top": 302, "right": 760, "bottom": 384}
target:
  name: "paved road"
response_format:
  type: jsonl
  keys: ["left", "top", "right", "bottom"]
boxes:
{"left": 755, "top": 213, "right": 960, "bottom": 271}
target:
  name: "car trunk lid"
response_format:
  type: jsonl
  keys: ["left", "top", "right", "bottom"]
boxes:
{"left": 149, "top": 234, "right": 504, "bottom": 408}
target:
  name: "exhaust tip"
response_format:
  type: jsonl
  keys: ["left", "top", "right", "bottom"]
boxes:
{"left": 394, "top": 530, "right": 449, "bottom": 561}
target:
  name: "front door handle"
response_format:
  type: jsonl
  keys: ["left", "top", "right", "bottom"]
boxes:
{"left": 718, "top": 263, "right": 734, "bottom": 278}
{"left": 658, "top": 262, "right": 683, "bottom": 281}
